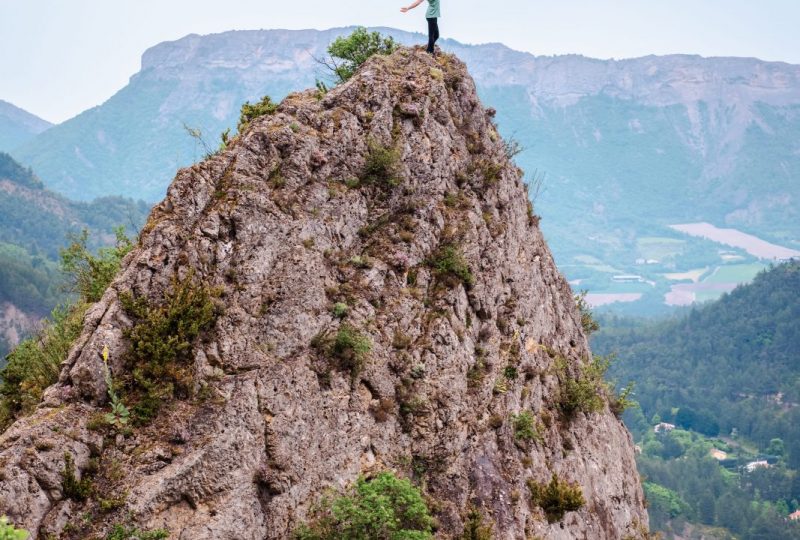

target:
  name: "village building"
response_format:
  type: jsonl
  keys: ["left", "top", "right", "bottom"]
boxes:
{"left": 654, "top": 422, "right": 676, "bottom": 434}
{"left": 613, "top": 274, "right": 645, "bottom": 283}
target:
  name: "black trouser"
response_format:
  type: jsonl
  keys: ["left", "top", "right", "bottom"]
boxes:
{"left": 427, "top": 18, "right": 440, "bottom": 54}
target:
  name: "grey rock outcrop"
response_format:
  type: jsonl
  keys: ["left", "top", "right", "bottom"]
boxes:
{"left": 0, "top": 48, "right": 647, "bottom": 539}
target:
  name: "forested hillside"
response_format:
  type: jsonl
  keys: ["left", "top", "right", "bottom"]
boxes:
{"left": 596, "top": 262, "right": 800, "bottom": 458}
{"left": 0, "top": 152, "right": 150, "bottom": 258}
{"left": 0, "top": 153, "right": 149, "bottom": 356}
{"left": 593, "top": 262, "right": 800, "bottom": 538}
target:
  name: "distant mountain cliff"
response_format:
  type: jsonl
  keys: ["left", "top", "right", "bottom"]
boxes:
{"left": 11, "top": 28, "right": 800, "bottom": 310}
{"left": 0, "top": 99, "right": 52, "bottom": 152}
{"left": 0, "top": 47, "right": 647, "bottom": 539}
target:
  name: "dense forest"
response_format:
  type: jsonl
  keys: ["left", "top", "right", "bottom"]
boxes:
{"left": 593, "top": 262, "right": 800, "bottom": 538}
{"left": 0, "top": 151, "right": 42, "bottom": 189}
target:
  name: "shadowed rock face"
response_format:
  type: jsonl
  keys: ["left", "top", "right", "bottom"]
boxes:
{"left": 0, "top": 48, "right": 647, "bottom": 539}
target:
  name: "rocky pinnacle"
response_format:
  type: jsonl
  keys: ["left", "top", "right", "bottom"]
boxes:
{"left": 0, "top": 47, "right": 647, "bottom": 539}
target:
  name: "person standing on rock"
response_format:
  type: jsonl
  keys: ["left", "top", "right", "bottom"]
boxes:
{"left": 400, "top": 0, "right": 441, "bottom": 55}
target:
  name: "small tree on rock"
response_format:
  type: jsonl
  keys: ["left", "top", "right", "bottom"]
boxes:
{"left": 325, "top": 28, "right": 398, "bottom": 84}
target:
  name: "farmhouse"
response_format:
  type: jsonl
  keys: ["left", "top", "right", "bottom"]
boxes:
{"left": 744, "top": 460, "right": 770, "bottom": 473}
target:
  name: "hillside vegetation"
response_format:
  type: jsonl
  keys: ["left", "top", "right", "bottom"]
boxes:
{"left": 0, "top": 152, "right": 42, "bottom": 189}
{"left": 596, "top": 262, "right": 800, "bottom": 458}
{"left": 0, "top": 152, "right": 150, "bottom": 259}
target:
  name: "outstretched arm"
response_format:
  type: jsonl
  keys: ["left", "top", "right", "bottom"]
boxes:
{"left": 400, "top": 0, "right": 424, "bottom": 13}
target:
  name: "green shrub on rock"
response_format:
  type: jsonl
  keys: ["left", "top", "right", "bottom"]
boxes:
{"left": 574, "top": 291, "right": 599, "bottom": 336}
{"left": 0, "top": 516, "right": 29, "bottom": 540}
{"left": 360, "top": 138, "right": 401, "bottom": 187}
{"left": 105, "top": 524, "right": 168, "bottom": 540}
{"left": 60, "top": 226, "right": 134, "bottom": 303}
{"left": 295, "top": 471, "right": 434, "bottom": 540}
{"left": 119, "top": 274, "right": 219, "bottom": 423}
{"left": 0, "top": 228, "right": 133, "bottom": 430}
{"left": 0, "top": 304, "right": 85, "bottom": 429}
{"left": 461, "top": 508, "right": 493, "bottom": 540}
{"left": 555, "top": 356, "right": 605, "bottom": 419}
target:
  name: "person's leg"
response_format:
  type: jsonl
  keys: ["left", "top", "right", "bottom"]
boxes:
{"left": 426, "top": 18, "right": 437, "bottom": 54}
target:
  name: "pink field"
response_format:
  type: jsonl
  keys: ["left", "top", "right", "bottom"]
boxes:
{"left": 670, "top": 223, "right": 800, "bottom": 260}
{"left": 585, "top": 293, "right": 643, "bottom": 307}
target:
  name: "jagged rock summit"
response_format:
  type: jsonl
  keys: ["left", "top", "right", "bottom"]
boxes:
{"left": 0, "top": 48, "right": 647, "bottom": 539}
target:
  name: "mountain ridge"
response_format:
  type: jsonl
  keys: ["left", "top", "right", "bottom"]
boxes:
{"left": 11, "top": 27, "right": 800, "bottom": 314}
{"left": 0, "top": 99, "right": 52, "bottom": 152}
{"left": 16, "top": 27, "right": 800, "bottom": 201}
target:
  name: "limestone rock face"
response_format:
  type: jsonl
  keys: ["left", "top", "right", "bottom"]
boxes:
{"left": 0, "top": 48, "right": 647, "bottom": 539}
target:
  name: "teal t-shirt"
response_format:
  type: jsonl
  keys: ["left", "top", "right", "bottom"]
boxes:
{"left": 426, "top": 0, "right": 440, "bottom": 18}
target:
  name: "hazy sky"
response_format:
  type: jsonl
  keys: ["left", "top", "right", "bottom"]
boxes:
{"left": 2, "top": 0, "right": 799, "bottom": 124}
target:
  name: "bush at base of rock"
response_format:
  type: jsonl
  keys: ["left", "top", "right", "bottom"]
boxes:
{"left": 295, "top": 472, "right": 434, "bottom": 540}
{"left": 0, "top": 516, "right": 29, "bottom": 540}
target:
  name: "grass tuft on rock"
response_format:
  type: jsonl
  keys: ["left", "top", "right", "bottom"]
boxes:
{"left": 428, "top": 244, "right": 475, "bottom": 288}
{"left": 512, "top": 411, "right": 541, "bottom": 443}
{"left": 527, "top": 473, "right": 585, "bottom": 523}
{"left": 61, "top": 452, "right": 92, "bottom": 501}
{"left": 237, "top": 96, "right": 278, "bottom": 134}
{"left": 462, "top": 508, "right": 494, "bottom": 540}
{"left": 330, "top": 324, "right": 372, "bottom": 380}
